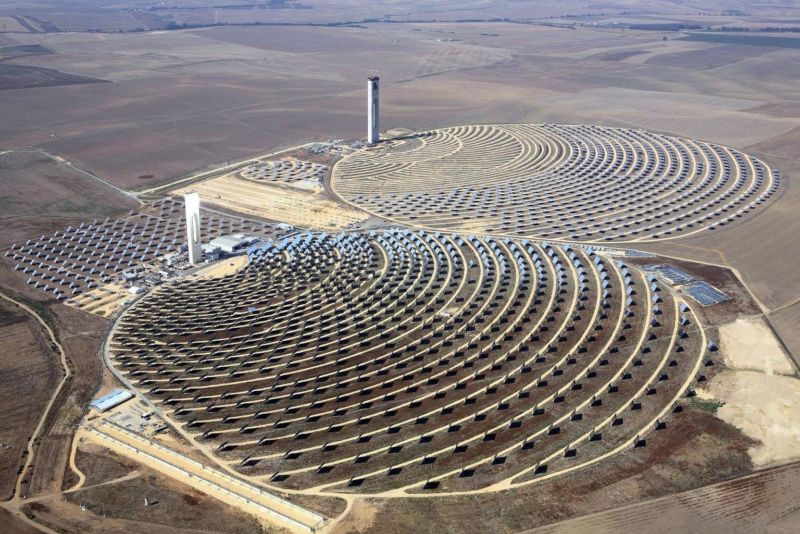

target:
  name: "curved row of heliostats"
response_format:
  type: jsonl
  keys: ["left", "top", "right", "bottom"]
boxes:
{"left": 332, "top": 124, "right": 779, "bottom": 243}
{"left": 109, "top": 228, "right": 712, "bottom": 495}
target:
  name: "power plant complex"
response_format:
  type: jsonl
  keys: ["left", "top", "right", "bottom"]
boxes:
{"left": 4, "top": 73, "right": 788, "bottom": 534}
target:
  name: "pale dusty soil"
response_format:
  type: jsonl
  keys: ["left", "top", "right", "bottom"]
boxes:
{"left": 332, "top": 499, "right": 377, "bottom": 534}
{"left": 705, "top": 370, "right": 800, "bottom": 467}
{"left": 191, "top": 255, "right": 249, "bottom": 279}
{"left": 0, "top": 16, "right": 27, "bottom": 32}
{"left": 719, "top": 317, "right": 795, "bottom": 376}
{"left": 283, "top": 179, "right": 324, "bottom": 192}
{"left": 175, "top": 175, "right": 368, "bottom": 231}
{"left": 527, "top": 460, "right": 800, "bottom": 534}
{"left": 66, "top": 282, "right": 129, "bottom": 317}
{"left": 768, "top": 507, "right": 800, "bottom": 534}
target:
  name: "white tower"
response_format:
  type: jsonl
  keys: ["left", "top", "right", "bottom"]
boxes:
{"left": 367, "top": 76, "right": 379, "bottom": 144}
{"left": 184, "top": 191, "right": 202, "bottom": 265}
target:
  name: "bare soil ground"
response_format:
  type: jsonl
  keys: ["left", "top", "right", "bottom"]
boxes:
{"left": 0, "top": 508, "right": 39, "bottom": 534}
{"left": 695, "top": 315, "right": 800, "bottom": 468}
{"left": 644, "top": 43, "right": 773, "bottom": 70}
{"left": 28, "top": 464, "right": 278, "bottom": 534}
{"left": 0, "top": 261, "right": 110, "bottom": 500}
{"left": 66, "top": 283, "right": 131, "bottom": 318}
{"left": 525, "top": 460, "right": 800, "bottom": 534}
{"left": 719, "top": 317, "right": 795, "bottom": 375}
{"left": 0, "top": 63, "right": 105, "bottom": 91}
{"left": 190, "top": 255, "right": 249, "bottom": 279}
{"left": 332, "top": 405, "right": 756, "bottom": 533}
{"left": 704, "top": 370, "right": 800, "bottom": 467}
{"left": 73, "top": 441, "right": 139, "bottom": 486}
{"left": 627, "top": 257, "right": 760, "bottom": 326}
{"left": 0, "top": 296, "right": 60, "bottom": 501}
{"left": 0, "top": 17, "right": 28, "bottom": 33}
{"left": 174, "top": 175, "right": 368, "bottom": 230}
{"left": 0, "top": 150, "right": 137, "bottom": 247}
{"left": 6, "top": 0, "right": 796, "bottom": 32}
{"left": 0, "top": 21, "right": 795, "bottom": 191}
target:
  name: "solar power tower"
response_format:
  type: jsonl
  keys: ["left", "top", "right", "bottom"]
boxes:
{"left": 184, "top": 191, "right": 202, "bottom": 264}
{"left": 367, "top": 76, "right": 380, "bottom": 144}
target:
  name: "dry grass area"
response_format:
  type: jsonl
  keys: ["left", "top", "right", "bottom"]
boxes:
{"left": 29, "top": 463, "right": 277, "bottom": 534}
{"left": 0, "top": 150, "right": 137, "bottom": 247}
{"left": 0, "top": 508, "right": 39, "bottom": 534}
{"left": 73, "top": 441, "right": 139, "bottom": 486}
{"left": 719, "top": 317, "right": 795, "bottom": 376}
{"left": 174, "top": 175, "right": 368, "bottom": 230}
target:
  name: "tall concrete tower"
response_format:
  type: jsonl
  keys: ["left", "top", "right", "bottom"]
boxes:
{"left": 184, "top": 191, "right": 202, "bottom": 265}
{"left": 367, "top": 76, "right": 380, "bottom": 144}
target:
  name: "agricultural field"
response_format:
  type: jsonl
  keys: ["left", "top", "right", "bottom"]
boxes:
{"left": 0, "top": 149, "right": 137, "bottom": 247}
{"left": 0, "top": 296, "right": 60, "bottom": 501}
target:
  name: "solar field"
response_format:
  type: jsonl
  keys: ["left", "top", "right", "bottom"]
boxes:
{"left": 332, "top": 124, "right": 780, "bottom": 243}
{"left": 644, "top": 265, "right": 696, "bottom": 286}
{"left": 107, "top": 229, "right": 711, "bottom": 495}
{"left": 684, "top": 282, "right": 731, "bottom": 306}
{"left": 89, "top": 122, "right": 782, "bottom": 502}
{"left": 6, "top": 121, "right": 781, "bottom": 530}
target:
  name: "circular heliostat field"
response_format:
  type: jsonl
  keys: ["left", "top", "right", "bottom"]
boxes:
{"left": 110, "top": 229, "right": 708, "bottom": 495}
{"left": 331, "top": 124, "right": 780, "bottom": 243}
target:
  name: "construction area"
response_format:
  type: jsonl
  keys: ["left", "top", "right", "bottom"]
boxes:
{"left": 174, "top": 163, "right": 369, "bottom": 232}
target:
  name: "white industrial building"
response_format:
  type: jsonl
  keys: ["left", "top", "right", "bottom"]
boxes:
{"left": 89, "top": 389, "right": 134, "bottom": 413}
{"left": 209, "top": 233, "right": 259, "bottom": 254}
